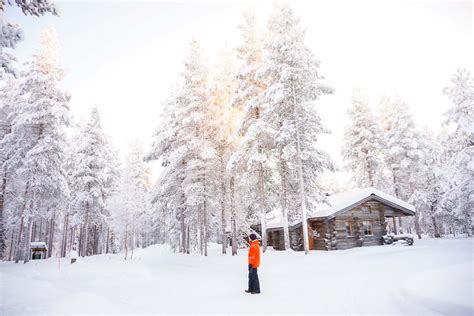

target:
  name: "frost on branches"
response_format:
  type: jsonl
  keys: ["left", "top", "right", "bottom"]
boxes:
{"left": 69, "top": 107, "right": 119, "bottom": 257}
{"left": 229, "top": 11, "right": 277, "bottom": 253}
{"left": 109, "top": 141, "right": 152, "bottom": 259}
{"left": 0, "top": 0, "right": 56, "bottom": 75}
{"left": 440, "top": 69, "right": 474, "bottom": 236}
{"left": 147, "top": 41, "right": 217, "bottom": 255}
{"left": 0, "top": 27, "right": 69, "bottom": 262}
{"left": 342, "top": 90, "right": 388, "bottom": 190}
{"left": 260, "top": 3, "right": 334, "bottom": 253}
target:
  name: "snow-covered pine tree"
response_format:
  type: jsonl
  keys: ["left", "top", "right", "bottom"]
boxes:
{"left": 70, "top": 106, "right": 117, "bottom": 257}
{"left": 0, "top": 70, "right": 19, "bottom": 259}
{"left": 0, "top": 0, "right": 56, "bottom": 75}
{"left": 109, "top": 141, "right": 151, "bottom": 259}
{"left": 177, "top": 41, "right": 216, "bottom": 255}
{"left": 441, "top": 68, "right": 474, "bottom": 236}
{"left": 229, "top": 11, "right": 277, "bottom": 253}
{"left": 378, "top": 96, "right": 424, "bottom": 234}
{"left": 342, "top": 90, "right": 388, "bottom": 190}
{"left": 3, "top": 26, "right": 70, "bottom": 263}
{"left": 208, "top": 49, "right": 239, "bottom": 254}
{"left": 260, "top": 3, "right": 334, "bottom": 254}
{"left": 378, "top": 96, "right": 423, "bottom": 201}
{"left": 408, "top": 128, "right": 444, "bottom": 238}
{"left": 147, "top": 91, "right": 185, "bottom": 251}
{"left": 148, "top": 41, "right": 215, "bottom": 255}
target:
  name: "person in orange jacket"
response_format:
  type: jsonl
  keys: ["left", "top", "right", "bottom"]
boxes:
{"left": 245, "top": 233, "right": 260, "bottom": 294}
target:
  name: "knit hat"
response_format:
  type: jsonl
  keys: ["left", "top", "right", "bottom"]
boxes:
{"left": 249, "top": 233, "right": 257, "bottom": 241}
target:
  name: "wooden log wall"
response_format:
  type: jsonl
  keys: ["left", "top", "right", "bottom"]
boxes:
{"left": 332, "top": 201, "right": 388, "bottom": 250}
{"left": 265, "top": 200, "right": 404, "bottom": 251}
{"left": 267, "top": 230, "right": 286, "bottom": 250}
{"left": 289, "top": 226, "right": 303, "bottom": 251}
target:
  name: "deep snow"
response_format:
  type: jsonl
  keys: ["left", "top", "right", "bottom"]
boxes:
{"left": 1, "top": 238, "right": 472, "bottom": 315}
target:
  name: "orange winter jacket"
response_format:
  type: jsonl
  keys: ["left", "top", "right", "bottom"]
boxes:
{"left": 248, "top": 240, "right": 260, "bottom": 268}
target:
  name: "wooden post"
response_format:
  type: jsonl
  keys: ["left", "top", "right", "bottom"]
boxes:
{"left": 398, "top": 217, "right": 402, "bottom": 233}
{"left": 392, "top": 216, "right": 397, "bottom": 235}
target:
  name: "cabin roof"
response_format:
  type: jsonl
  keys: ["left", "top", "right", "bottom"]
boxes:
{"left": 30, "top": 241, "right": 48, "bottom": 249}
{"left": 309, "top": 187, "right": 415, "bottom": 219}
{"left": 265, "top": 187, "right": 415, "bottom": 230}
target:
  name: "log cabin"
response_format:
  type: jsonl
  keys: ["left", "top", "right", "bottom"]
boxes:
{"left": 261, "top": 188, "right": 415, "bottom": 251}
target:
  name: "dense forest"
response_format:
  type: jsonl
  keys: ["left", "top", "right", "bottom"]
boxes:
{"left": 0, "top": 1, "right": 472, "bottom": 262}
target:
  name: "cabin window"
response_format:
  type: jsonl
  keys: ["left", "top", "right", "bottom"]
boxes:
{"left": 345, "top": 221, "right": 353, "bottom": 237}
{"left": 363, "top": 221, "right": 373, "bottom": 236}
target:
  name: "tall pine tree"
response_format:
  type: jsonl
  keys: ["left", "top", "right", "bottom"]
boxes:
{"left": 342, "top": 90, "right": 388, "bottom": 190}
{"left": 261, "top": 3, "right": 334, "bottom": 253}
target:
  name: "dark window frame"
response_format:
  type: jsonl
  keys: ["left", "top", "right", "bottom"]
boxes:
{"left": 363, "top": 220, "right": 373, "bottom": 236}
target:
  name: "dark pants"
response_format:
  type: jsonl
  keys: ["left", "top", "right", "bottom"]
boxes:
{"left": 248, "top": 264, "right": 260, "bottom": 293}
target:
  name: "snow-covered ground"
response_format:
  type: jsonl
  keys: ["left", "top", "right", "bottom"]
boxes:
{"left": 1, "top": 238, "right": 472, "bottom": 315}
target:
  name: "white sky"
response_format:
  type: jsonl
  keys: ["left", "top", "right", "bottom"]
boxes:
{"left": 5, "top": 0, "right": 473, "bottom": 181}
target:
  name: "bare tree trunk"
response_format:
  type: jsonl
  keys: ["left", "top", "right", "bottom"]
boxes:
{"left": 8, "top": 229, "right": 16, "bottom": 261}
{"left": 180, "top": 212, "right": 185, "bottom": 253}
{"left": 15, "top": 216, "right": 25, "bottom": 263}
{"left": 38, "top": 221, "right": 42, "bottom": 242}
{"left": 221, "top": 175, "right": 227, "bottom": 254}
{"left": 48, "top": 214, "right": 55, "bottom": 258}
{"left": 254, "top": 107, "right": 267, "bottom": 253}
{"left": 15, "top": 184, "right": 29, "bottom": 263}
{"left": 414, "top": 211, "right": 422, "bottom": 239}
{"left": 23, "top": 218, "right": 33, "bottom": 264}
{"left": 431, "top": 213, "right": 440, "bottom": 238}
{"left": 204, "top": 203, "right": 208, "bottom": 257}
{"left": 230, "top": 177, "right": 237, "bottom": 256}
{"left": 278, "top": 151, "right": 290, "bottom": 250}
{"left": 83, "top": 203, "right": 90, "bottom": 257}
{"left": 0, "top": 171, "right": 7, "bottom": 260}
{"left": 61, "top": 214, "right": 69, "bottom": 257}
{"left": 105, "top": 228, "right": 110, "bottom": 254}
{"left": 296, "top": 128, "right": 310, "bottom": 255}
{"left": 292, "top": 83, "right": 310, "bottom": 255}
{"left": 220, "top": 165, "right": 227, "bottom": 254}
{"left": 198, "top": 207, "right": 203, "bottom": 255}
{"left": 93, "top": 225, "right": 99, "bottom": 255}
{"left": 31, "top": 222, "right": 36, "bottom": 242}
{"left": 78, "top": 225, "right": 83, "bottom": 257}
{"left": 131, "top": 229, "right": 135, "bottom": 260}
{"left": 124, "top": 231, "right": 128, "bottom": 260}
{"left": 258, "top": 162, "right": 267, "bottom": 253}
{"left": 186, "top": 225, "right": 190, "bottom": 254}
{"left": 69, "top": 227, "right": 75, "bottom": 254}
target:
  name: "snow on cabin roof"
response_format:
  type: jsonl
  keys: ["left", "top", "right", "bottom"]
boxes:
{"left": 309, "top": 187, "right": 415, "bottom": 219}
{"left": 265, "top": 187, "right": 415, "bottom": 229}
{"left": 30, "top": 242, "right": 48, "bottom": 249}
